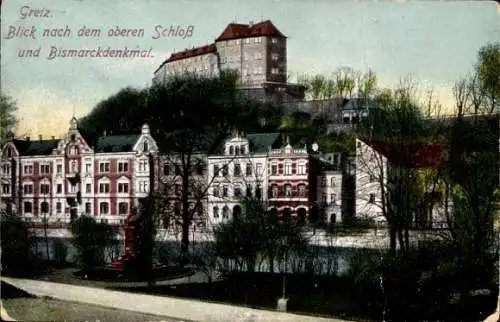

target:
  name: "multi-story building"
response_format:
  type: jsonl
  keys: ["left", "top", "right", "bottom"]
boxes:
{"left": 266, "top": 138, "right": 311, "bottom": 223}
{"left": 0, "top": 119, "right": 158, "bottom": 224}
{"left": 313, "top": 152, "right": 343, "bottom": 224}
{"left": 205, "top": 132, "right": 344, "bottom": 226}
{"left": 206, "top": 132, "right": 280, "bottom": 225}
{"left": 155, "top": 152, "right": 208, "bottom": 229}
{"left": 355, "top": 137, "right": 450, "bottom": 228}
{"left": 153, "top": 20, "right": 305, "bottom": 104}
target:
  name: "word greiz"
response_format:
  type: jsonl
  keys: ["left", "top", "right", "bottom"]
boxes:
{"left": 19, "top": 6, "right": 52, "bottom": 19}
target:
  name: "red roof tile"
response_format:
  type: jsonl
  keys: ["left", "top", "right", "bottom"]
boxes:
{"left": 154, "top": 44, "right": 217, "bottom": 72}
{"left": 215, "top": 20, "right": 286, "bottom": 41}
{"left": 360, "top": 138, "right": 446, "bottom": 168}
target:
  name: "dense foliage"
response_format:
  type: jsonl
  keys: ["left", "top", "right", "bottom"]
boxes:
{"left": 69, "top": 215, "right": 119, "bottom": 268}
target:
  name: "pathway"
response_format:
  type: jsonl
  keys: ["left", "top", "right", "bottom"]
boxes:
{"left": 1, "top": 277, "right": 350, "bottom": 322}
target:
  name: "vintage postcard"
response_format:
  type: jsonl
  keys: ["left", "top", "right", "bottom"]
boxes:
{"left": 1, "top": 0, "right": 499, "bottom": 321}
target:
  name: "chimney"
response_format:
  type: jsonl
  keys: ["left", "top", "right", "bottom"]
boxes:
{"left": 26, "top": 136, "right": 30, "bottom": 141}
{"left": 39, "top": 134, "right": 42, "bottom": 141}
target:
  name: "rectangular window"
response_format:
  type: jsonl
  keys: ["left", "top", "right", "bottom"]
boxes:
{"left": 70, "top": 185, "right": 76, "bottom": 193}
{"left": 271, "top": 68, "right": 279, "bottom": 75}
{"left": 369, "top": 194, "right": 376, "bottom": 203}
{"left": 285, "top": 163, "right": 292, "bottom": 175}
{"left": 40, "top": 164, "right": 50, "bottom": 174}
{"left": 222, "top": 186, "right": 228, "bottom": 197}
{"left": 297, "top": 164, "right": 306, "bottom": 175}
{"left": 86, "top": 184, "right": 91, "bottom": 193}
{"left": 246, "top": 185, "right": 252, "bottom": 197}
{"left": 23, "top": 201, "right": 32, "bottom": 213}
{"left": 254, "top": 52, "right": 262, "bottom": 60}
{"left": 118, "top": 183, "right": 129, "bottom": 193}
{"left": 163, "top": 163, "right": 170, "bottom": 175}
{"left": 298, "top": 184, "right": 306, "bottom": 197}
{"left": 118, "top": 202, "right": 128, "bottom": 215}
{"left": 174, "top": 164, "right": 181, "bottom": 175}
{"left": 331, "top": 193, "right": 337, "bottom": 203}
{"left": 2, "top": 164, "right": 10, "bottom": 175}
{"left": 23, "top": 165, "right": 33, "bottom": 175}
{"left": 99, "top": 162, "right": 110, "bottom": 173}
{"left": 234, "top": 164, "right": 241, "bottom": 176}
{"left": 118, "top": 162, "right": 129, "bottom": 172}
{"left": 254, "top": 37, "right": 262, "bottom": 44}
{"left": 271, "top": 164, "right": 277, "bottom": 175}
{"left": 244, "top": 38, "right": 250, "bottom": 44}
{"left": 85, "top": 202, "right": 91, "bottom": 214}
{"left": 213, "top": 165, "right": 220, "bottom": 176}
{"left": 271, "top": 38, "right": 278, "bottom": 44}
{"left": 1, "top": 184, "right": 10, "bottom": 194}
{"left": 285, "top": 184, "right": 292, "bottom": 197}
{"left": 321, "top": 177, "right": 327, "bottom": 187}
{"left": 245, "top": 163, "right": 252, "bottom": 176}
{"left": 256, "top": 163, "right": 263, "bottom": 175}
{"left": 322, "top": 194, "right": 327, "bottom": 204}
{"left": 271, "top": 53, "right": 279, "bottom": 61}
{"left": 85, "top": 163, "right": 91, "bottom": 173}
{"left": 99, "top": 183, "right": 110, "bottom": 193}
{"left": 57, "top": 184, "right": 62, "bottom": 194}
{"left": 56, "top": 202, "right": 62, "bottom": 213}
{"left": 234, "top": 187, "right": 242, "bottom": 197}
{"left": 40, "top": 184, "right": 50, "bottom": 194}
{"left": 23, "top": 184, "right": 33, "bottom": 194}
{"left": 99, "top": 202, "right": 109, "bottom": 215}
{"left": 213, "top": 186, "right": 220, "bottom": 197}
{"left": 57, "top": 164, "right": 63, "bottom": 173}
{"left": 271, "top": 185, "right": 278, "bottom": 198}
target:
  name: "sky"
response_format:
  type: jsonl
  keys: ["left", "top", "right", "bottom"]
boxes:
{"left": 1, "top": 0, "right": 498, "bottom": 137}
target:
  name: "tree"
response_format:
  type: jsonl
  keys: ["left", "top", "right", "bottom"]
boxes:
{"left": 70, "top": 215, "right": 119, "bottom": 268}
{"left": 0, "top": 208, "right": 36, "bottom": 276}
{"left": 213, "top": 196, "right": 308, "bottom": 274}
{"left": 356, "top": 79, "right": 443, "bottom": 254}
{"left": 0, "top": 93, "right": 18, "bottom": 147}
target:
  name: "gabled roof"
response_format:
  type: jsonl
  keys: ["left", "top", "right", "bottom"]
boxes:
{"left": 11, "top": 139, "right": 59, "bottom": 156}
{"left": 359, "top": 137, "right": 446, "bottom": 169}
{"left": 155, "top": 44, "right": 217, "bottom": 72}
{"left": 95, "top": 134, "right": 140, "bottom": 153}
{"left": 246, "top": 132, "right": 281, "bottom": 153}
{"left": 215, "top": 20, "right": 286, "bottom": 42}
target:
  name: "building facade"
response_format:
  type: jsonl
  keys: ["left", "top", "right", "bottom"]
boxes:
{"left": 355, "top": 137, "right": 452, "bottom": 228}
{"left": 0, "top": 119, "right": 158, "bottom": 224}
{"left": 153, "top": 20, "right": 305, "bottom": 103}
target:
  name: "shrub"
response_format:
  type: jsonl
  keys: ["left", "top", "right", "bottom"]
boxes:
{"left": 52, "top": 239, "right": 68, "bottom": 265}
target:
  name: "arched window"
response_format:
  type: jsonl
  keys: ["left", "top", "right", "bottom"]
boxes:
{"left": 40, "top": 201, "right": 49, "bottom": 214}
{"left": 143, "top": 140, "right": 149, "bottom": 152}
{"left": 235, "top": 146, "right": 240, "bottom": 155}
{"left": 213, "top": 207, "right": 219, "bottom": 218}
{"left": 71, "top": 161, "right": 77, "bottom": 173}
{"left": 222, "top": 206, "right": 230, "bottom": 218}
{"left": 229, "top": 146, "right": 234, "bottom": 155}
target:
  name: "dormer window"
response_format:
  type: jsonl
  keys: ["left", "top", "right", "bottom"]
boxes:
{"left": 143, "top": 140, "right": 149, "bottom": 152}
{"left": 6, "top": 148, "right": 12, "bottom": 157}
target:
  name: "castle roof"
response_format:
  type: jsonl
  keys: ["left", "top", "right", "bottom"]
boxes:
{"left": 215, "top": 20, "right": 286, "bottom": 41}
